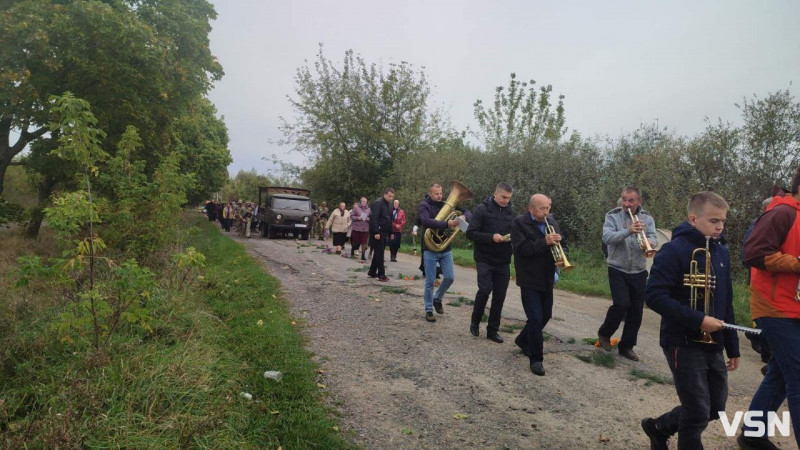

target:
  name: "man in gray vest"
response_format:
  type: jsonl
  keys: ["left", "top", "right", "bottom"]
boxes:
{"left": 598, "top": 187, "right": 656, "bottom": 361}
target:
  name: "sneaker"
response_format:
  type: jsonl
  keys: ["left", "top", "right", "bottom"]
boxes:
{"left": 641, "top": 418, "right": 668, "bottom": 450}
{"left": 377, "top": 276, "right": 390, "bottom": 282}
{"left": 433, "top": 301, "right": 444, "bottom": 314}
{"left": 597, "top": 333, "right": 613, "bottom": 352}
{"left": 425, "top": 312, "right": 436, "bottom": 322}
{"left": 530, "top": 361, "right": 545, "bottom": 376}
{"left": 737, "top": 433, "right": 780, "bottom": 450}
{"left": 514, "top": 334, "right": 531, "bottom": 357}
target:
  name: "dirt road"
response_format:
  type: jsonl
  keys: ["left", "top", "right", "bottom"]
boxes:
{"left": 236, "top": 234, "right": 793, "bottom": 449}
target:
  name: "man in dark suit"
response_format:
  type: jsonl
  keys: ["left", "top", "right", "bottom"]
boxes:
{"left": 368, "top": 188, "right": 395, "bottom": 282}
{"left": 511, "top": 194, "right": 567, "bottom": 376}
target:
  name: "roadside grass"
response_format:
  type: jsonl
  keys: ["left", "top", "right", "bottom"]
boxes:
{"left": 575, "top": 351, "right": 617, "bottom": 369}
{"left": 628, "top": 369, "right": 673, "bottom": 386}
{"left": 0, "top": 215, "right": 350, "bottom": 448}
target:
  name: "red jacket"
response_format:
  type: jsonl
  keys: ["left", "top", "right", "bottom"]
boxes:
{"left": 391, "top": 208, "right": 406, "bottom": 233}
{"left": 745, "top": 194, "right": 800, "bottom": 319}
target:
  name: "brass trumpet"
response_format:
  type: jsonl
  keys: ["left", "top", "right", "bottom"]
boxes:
{"left": 627, "top": 209, "right": 656, "bottom": 258}
{"left": 683, "top": 236, "right": 716, "bottom": 344}
{"left": 544, "top": 216, "right": 574, "bottom": 272}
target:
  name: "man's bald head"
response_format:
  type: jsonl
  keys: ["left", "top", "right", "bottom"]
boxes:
{"left": 528, "top": 194, "right": 552, "bottom": 221}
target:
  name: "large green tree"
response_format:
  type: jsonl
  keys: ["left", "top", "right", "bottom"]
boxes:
{"left": 0, "top": 0, "right": 225, "bottom": 197}
{"left": 473, "top": 72, "right": 567, "bottom": 154}
{"left": 280, "top": 46, "right": 441, "bottom": 202}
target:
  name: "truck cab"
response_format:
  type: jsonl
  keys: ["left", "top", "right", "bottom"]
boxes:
{"left": 257, "top": 186, "right": 315, "bottom": 240}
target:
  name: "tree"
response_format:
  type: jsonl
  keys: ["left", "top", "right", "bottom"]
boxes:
{"left": 0, "top": 0, "right": 225, "bottom": 197}
{"left": 280, "top": 46, "right": 438, "bottom": 202}
{"left": 737, "top": 89, "right": 800, "bottom": 198}
{"left": 473, "top": 72, "right": 567, "bottom": 154}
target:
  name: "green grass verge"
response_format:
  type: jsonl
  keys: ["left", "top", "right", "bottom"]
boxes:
{"left": 0, "top": 214, "right": 351, "bottom": 448}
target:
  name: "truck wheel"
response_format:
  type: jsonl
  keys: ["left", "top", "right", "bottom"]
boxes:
{"left": 301, "top": 231, "right": 309, "bottom": 241}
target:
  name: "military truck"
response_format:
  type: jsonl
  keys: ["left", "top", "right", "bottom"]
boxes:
{"left": 257, "top": 186, "right": 315, "bottom": 240}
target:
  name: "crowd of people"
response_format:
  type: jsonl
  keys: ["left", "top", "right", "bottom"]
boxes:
{"left": 204, "top": 199, "right": 259, "bottom": 238}
{"left": 208, "top": 171, "right": 800, "bottom": 449}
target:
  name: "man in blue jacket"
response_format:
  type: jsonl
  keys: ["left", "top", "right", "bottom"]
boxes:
{"left": 466, "top": 182, "right": 515, "bottom": 342}
{"left": 641, "top": 191, "right": 740, "bottom": 450}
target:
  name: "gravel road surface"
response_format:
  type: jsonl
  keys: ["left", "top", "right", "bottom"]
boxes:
{"left": 234, "top": 232, "right": 793, "bottom": 449}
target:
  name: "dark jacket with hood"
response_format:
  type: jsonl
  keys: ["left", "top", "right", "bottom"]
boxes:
{"left": 370, "top": 195, "right": 393, "bottom": 236}
{"left": 466, "top": 196, "right": 515, "bottom": 266}
{"left": 645, "top": 221, "right": 740, "bottom": 357}
{"left": 511, "top": 213, "right": 566, "bottom": 291}
{"left": 417, "top": 194, "right": 471, "bottom": 253}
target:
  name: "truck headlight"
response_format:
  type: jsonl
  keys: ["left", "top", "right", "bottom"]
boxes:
{"left": 276, "top": 214, "right": 282, "bottom": 220}
{"left": 304, "top": 216, "right": 309, "bottom": 222}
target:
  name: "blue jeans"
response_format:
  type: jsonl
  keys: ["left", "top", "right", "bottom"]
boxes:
{"left": 518, "top": 288, "right": 553, "bottom": 363}
{"left": 743, "top": 317, "right": 800, "bottom": 447}
{"left": 423, "top": 250, "right": 454, "bottom": 312}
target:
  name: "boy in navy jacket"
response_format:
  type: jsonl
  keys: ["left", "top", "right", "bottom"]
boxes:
{"left": 641, "top": 191, "right": 740, "bottom": 450}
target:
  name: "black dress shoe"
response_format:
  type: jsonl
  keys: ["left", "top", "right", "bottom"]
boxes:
{"left": 619, "top": 348, "right": 640, "bottom": 361}
{"left": 367, "top": 272, "right": 377, "bottom": 278}
{"left": 470, "top": 323, "right": 479, "bottom": 337}
{"left": 487, "top": 334, "right": 504, "bottom": 343}
{"left": 425, "top": 312, "right": 436, "bottom": 322}
{"left": 530, "top": 361, "right": 545, "bottom": 376}
{"left": 514, "top": 335, "right": 531, "bottom": 356}
{"left": 433, "top": 301, "right": 444, "bottom": 314}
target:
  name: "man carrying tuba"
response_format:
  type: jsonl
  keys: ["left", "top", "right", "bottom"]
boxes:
{"left": 418, "top": 182, "right": 472, "bottom": 323}
{"left": 597, "top": 187, "right": 657, "bottom": 361}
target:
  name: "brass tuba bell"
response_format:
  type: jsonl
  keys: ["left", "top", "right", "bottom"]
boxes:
{"left": 423, "top": 181, "right": 474, "bottom": 252}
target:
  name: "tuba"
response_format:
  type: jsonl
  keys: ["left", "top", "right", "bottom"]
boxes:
{"left": 423, "top": 181, "right": 474, "bottom": 252}
{"left": 627, "top": 209, "right": 656, "bottom": 258}
{"left": 544, "top": 216, "right": 574, "bottom": 272}
{"left": 683, "top": 236, "right": 716, "bottom": 344}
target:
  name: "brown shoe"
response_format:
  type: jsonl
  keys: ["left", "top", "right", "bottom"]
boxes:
{"left": 619, "top": 348, "right": 640, "bottom": 361}
{"left": 597, "top": 334, "right": 613, "bottom": 352}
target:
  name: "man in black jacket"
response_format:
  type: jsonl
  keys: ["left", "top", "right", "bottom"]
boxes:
{"left": 511, "top": 194, "right": 566, "bottom": 376}
{"left": 368, "top": 188, "right": 395, "bottom": 282}
{"left": 466, "top": 182, "right": 515, "bottom": 342}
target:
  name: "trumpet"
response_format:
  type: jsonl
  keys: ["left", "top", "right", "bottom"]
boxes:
{"left": 627, "top": 209, "right": 656, "bottom": 258}
{"left": 683, "top": 236, "right": 715, "bottom": 344}
{"left": 544, "top": 216, "right": 574, "bottom": 272}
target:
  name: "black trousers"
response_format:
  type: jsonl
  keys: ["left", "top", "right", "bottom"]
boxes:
{"left": 470, "top": 261, "right": 510, "bottom": 335}
{"left": 518, "top": 288, "right": 553, "bottom": 363}
{"left": 389, "top": 232, "right": 402, "bottom": 259}
{"left": 368, "top": 234, "right": 388, "bottom": 277}
{"left": 654, "top": 347, "right": 728, "bottom": 450}
{"left": 598, "top": 267, "right": 647, "bottom": 351}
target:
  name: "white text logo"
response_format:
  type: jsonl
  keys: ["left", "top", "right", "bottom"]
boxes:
{"left": 718, "top": 411, "right": 791, "bottom": 437}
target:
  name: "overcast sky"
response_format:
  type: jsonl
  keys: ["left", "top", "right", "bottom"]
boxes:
{"left": 208, "top": 0, "right": 799, "bottom": 176}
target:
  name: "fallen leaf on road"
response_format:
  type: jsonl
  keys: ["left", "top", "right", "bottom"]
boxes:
{"left": 257, "top": 320, "right": 263, "bottom": 326}
{"left": 270, "top": 410, "right": 280, "bottom": 415}
{"left": 332, "top": 426, "right": 340, "bottom": 432}
{"left": 598, "top": 434, "right": 611, "bottom": 442}
{"left": 316, "top": 383, "right": 326, "bottom": 389}
{"left": 290, "top": 321, "right": 297, "bottom": 325}
{"left": 453, "top": 413, "right": 469, "bottom": 420}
